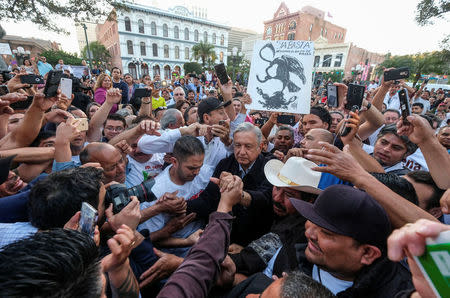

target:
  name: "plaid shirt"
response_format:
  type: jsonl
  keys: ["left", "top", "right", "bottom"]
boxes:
{"left": 0, "top": 222, "right": 38, "bottom": 248}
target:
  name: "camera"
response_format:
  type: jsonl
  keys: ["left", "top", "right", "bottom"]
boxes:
{"left": 105, "top": 178, "right": 157, "bottom": 214}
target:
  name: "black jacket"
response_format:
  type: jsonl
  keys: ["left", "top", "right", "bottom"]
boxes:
{"left": 186, "top": 153, "right": 275, "bottom": 246}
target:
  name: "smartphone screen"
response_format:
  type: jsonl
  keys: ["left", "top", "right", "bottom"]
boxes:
{"left": 214, "top": 63, "right": 229, "bottom": 85}
{"left": 277, "top": 115, "right": 295, "bottom": 126}
{"left": 60, "top": 78, "right": 72, "bottom": 98}
{"left": 398, "top": 89, "right": 410, "bottom": 123}
{"left": 345, "top": 84, "right": 365, "bottom": 110}
{"left": 327, "top": 85, "right": 338, "bottom": 107}
{"left": 78, "top": 202, "right": 98, "bottom": 238}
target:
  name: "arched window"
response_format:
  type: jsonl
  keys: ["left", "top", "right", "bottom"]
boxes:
{"left": 151, "top": 22, "right": 157, "bottom": 35}
{"left": 219, "top": 52, "right": 224, "bottom": 62}
{"left": 138, "top": 19, "right": 144, "bottom": 33}
{"left": 287, "top": 33, "right": 295, "bottom": 40}
{"left": 164, "top": 65, "right": 171, "bottom": 80}
{"left": 220, "top": 34, "right": 224, "bottom": 46}
{"left": 194, "top": 30, "right": 199, "bottom": 42}
{"left": 175, "top": 46, "right": 180, "bottom": 59}
{"left": 185, "top": 47, "right": 190, "bottom": 60}
{"left": 203, "top": 31, "right": 208, "bottom": 42}
{"left": 152, "top": 43, "right": 158, "bottom": 57}
{"left": 174, "top": 26, "right": 179, "bottom": 39}
{"left": 153, "top": 65, "right": 160, "bottom": 76}
{"left": 141, "top": 64, "right": 149, "bottom": 76}
{"left": 124, "top": 17, "right": 131, "bottom": 31}
{"left": 266, "top": 26, "right": 272, "bottom": 36}
{"left": 289, "top": 21, "right": 296, "bottom": 30}
{"left": 163, "top": 24, "right": 168, "bottom": 37}
{"left": 164, "top": 45, "right": 169, "bottom": 58}
{"left": 140, "top": 42, "right": 146, "bottom": 56}
{"left": 212, "top": 33, "right": 216, "bottom": 44}
{"left": 127, "top": 40, "right": 133, "bottom": 55}
{"left": 184, "top": 28, "right": 189, "bottom": 40}
{"left": 128, "top": 63, "right": 137, "bottom": 78}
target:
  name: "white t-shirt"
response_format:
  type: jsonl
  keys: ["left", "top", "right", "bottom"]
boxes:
{"left": 368, "top": 83, "right": 378, "bottom": 90}
{"left": 138, "top": 164, "right": 213, "bottom": 255}
{"left": 383, "top": 93, "right": 400, "bottom": 111}
{"left": 312, "top": 265, "right": 353, "bottom": 295}
{"left": 403, "top": 148, "right": 428, "bottom": 171}
{"left": 413, "top": 97, "right": 431, "bottom": 114}
{"left": 125, "top": 154, "right": 165, "bottom": 187}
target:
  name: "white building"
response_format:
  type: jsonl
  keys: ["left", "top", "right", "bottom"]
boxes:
{"left": 97, "top": 3, "right": 230, "bottom": 79}
{"left": 241, "top": 33, "right": 263, "bottom": 61}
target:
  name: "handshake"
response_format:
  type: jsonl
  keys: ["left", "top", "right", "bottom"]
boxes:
{"left": 211, "top": 172, "right": 244, "bottom": 213}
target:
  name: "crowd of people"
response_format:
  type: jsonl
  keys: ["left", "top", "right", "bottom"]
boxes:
{"left": 0, "top": 54, "right": 449, "bottom": 298}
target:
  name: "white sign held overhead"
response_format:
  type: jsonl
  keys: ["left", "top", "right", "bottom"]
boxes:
{"left": 0, "top": 43, "right": 12, "bottom": 55}
{"left": 247, "top": 41, "right": 314, "bottom": 114}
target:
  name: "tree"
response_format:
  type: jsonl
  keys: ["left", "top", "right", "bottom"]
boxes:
{"left": 191, "top": 41, "right": 215, "bottom": 68}
{"left": 40, "top": 50, "right": 83, "bottom": 66}
{"left": 82, "top": 41, "right": 111, "bottom": 63}
{"left": 183, "top": 62, "right": 203, "bottom": 75}
{"left": 415, "top": 0, "right": 450, "bottom": 26}
{"left": 0, "top": 0, "right": 128, "bottom": 34}
{"left": 378, "top": 50, "right": 450, "bottom": 87}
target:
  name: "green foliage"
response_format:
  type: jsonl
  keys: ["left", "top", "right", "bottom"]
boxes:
{"left": 39, "top": 50, "right": 83, "bottom": 66}
{"left": 377, "top": 50, "right": 450, "bottom": 87}
{"left": 192, "top": 41, "right": 215, "bottom": 68}
{"left": 227, "top": 56, "right": 251, "bottom": 84}
{"left": 82, "top": 41, "right": 111, "bottom": 63}
{"left": 183, "top": 62, "right": 203, "bottom": 75}
{"left": 321, "top": 70, "right": 344, "bottom": 83}
{"left": 0, "top": 0, "right": 128, "bottom": 34}
{"left": 415, "top": 0, "right": 450, "bottom": 26}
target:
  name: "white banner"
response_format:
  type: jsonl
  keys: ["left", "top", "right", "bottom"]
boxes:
{"left": 0, "top": 43, "right": 12, "bottom": 55}
{"left": 247, "top": 41, "right": 314, "bottom": 114}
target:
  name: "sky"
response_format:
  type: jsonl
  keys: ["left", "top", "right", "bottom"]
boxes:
{"left": 1, "top": 0, "right": 448, "bottom": 56}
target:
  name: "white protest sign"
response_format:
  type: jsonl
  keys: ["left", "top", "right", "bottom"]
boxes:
{"left": 247, "top": 40, "right": 314, "bottom": 114}
{"left": 0, "top": 43, "right": 12, "bottom": 55}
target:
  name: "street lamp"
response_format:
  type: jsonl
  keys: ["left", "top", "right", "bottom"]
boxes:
{"left": 227, "top": 46, "right": 243, "bottom": 82}
{"left": 12, "top": 47, "right": 30, "bottom": 66}
{"left": 131, "top": 57, "right": 144, "bottom": 79}
{"left": 81, "top": 23, "right": 93, "bottom": 70}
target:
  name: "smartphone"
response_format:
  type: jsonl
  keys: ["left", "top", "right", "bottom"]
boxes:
{"left": 327, "top": 85, "right": 338, "bottom": 108}
{"left": 340, "top": 106, "right": 359, "bottom": 137}
{"left": 413, "top": 230, "right": 450, "bottom": 298}
{"left": 76, "top": 118, "right": 89, "bottom": 131}
{"left": 398, "top": 89, "right": 410, "bottom": 123}
{"left": 254, "top": 117, "right": 268, "bottom": 126}
{"left": 44, "top": 70, "right": 63, "bottom": 98}
{"left": 20, "top": 74, "right": 44, "bottom": 85}
{"left": 214, "top": 63, "right": 229, "bottom": 85}
{"left": 10, "top": 96, "right": 34, "bottom": 110}
{"left": 60, "top": 78, "right": 72, "bottom": 98}
{"left": 345, "top": 84, "right": 365, "bottom": 110}
{"left": 78, "top": 202, "right": 98, "bottom": 238}
{"left": 384, "top": 67, "right": 410, "bottom": 81}
{"left": 277, "top": 115, "right": 296, "bottom": 126}
{"left": 134, "top": 88, "right": 152, "bottom": 98}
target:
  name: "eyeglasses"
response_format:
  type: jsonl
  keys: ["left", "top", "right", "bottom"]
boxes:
{"left": 104, "top": 126, "right": 124, "bottom": 132}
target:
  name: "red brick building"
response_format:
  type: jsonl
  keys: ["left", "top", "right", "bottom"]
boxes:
{"left": 263, "top": 3, "right": 346, "bottom": 43}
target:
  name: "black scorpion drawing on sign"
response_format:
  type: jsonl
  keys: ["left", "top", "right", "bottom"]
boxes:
{"left": 256, "top": 43, "right": 307, "bottom": 109}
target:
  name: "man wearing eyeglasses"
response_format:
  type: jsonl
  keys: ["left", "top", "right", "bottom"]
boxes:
{"left": 102, "top": 114, "right": 126, "bottom": 142}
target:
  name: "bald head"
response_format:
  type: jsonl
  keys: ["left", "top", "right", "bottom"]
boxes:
{"left": 300, "top": 128, "right": 334, "bottom": 150}
{"left": 80, "top": 142, "right": 126, "bottom": 184}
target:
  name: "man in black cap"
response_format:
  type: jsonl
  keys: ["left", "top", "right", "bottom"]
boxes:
{"left": 227, "top": 185, "right": 412, "bottom": 297}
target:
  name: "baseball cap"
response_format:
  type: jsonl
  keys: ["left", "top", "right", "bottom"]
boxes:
{"left": 0, "top": 155, "right": 16, "bottom": 184}
{"left": 197, "top": 97, "right": 231, "bottom": 123}
{"left": 290, "top": 184, "right": 391, "bottom": 250}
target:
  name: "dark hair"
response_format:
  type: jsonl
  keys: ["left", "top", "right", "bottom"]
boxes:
{"left": 183, "top": 106, "right": 196, "bottom": 124}
{"left": 0, "top": 229, "right": 102, "bottom": 297}
{"left": 173, "top": 136, "right": 205, "bottom": 163}
{"left": 310, "top": 106, "right": 331, "bottom": 129}
{"left": 111, "top": 66, "right": 121, "bottom": 74}
{"left": 412, "top": 102, "right": 424, "bottom": 109}
{"left": 175, "top": 100, "right": 190, "bottom": 111}
{"left": 377, "top": 124, "right": 418, "bottom": 155}
{"left": 28, "top": 167, "right": 103, "bottom": 230}
{"left": 105, "top": 113, "right": 126, "bottom": 128}
{"left": 406, "top": 171, "right": 445, "bottom": 211}
{"left": 371, "top": 173, "right": 419, "bottom": 205}
{"left": 234, "top": 92, "right": 243, "bottom": 98}
{"left": 187, "top": 89, "right": 195, "bottom": 95}
{"left": 383, "top": 109, "right": 401, "bottom": 117}
{"left": 30, "top": 130, "right": 56, "bottom": 147}
{"left": 281, "top": 271, "right": 334, "bottom": 298}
